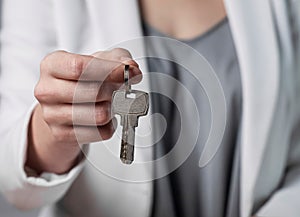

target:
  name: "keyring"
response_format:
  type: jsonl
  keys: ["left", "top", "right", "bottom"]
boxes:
{"left": 124, "top": 64, "right": 131, "bottom": 94}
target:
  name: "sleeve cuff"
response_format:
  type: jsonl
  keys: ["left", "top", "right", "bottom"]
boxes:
{"left": 1, "top": 101, "right": 87, "bottom": 209}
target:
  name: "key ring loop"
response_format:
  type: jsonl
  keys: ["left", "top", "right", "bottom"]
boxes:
{"left": 124, "top": 64, "right": 131, "bottom": 94}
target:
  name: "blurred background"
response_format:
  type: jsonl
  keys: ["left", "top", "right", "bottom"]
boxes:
{"left": 0, "top": 193, "right": 39, "bottom": 217}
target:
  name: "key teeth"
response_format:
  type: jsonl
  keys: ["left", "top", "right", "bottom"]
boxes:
{"left": 120, "top": 141, "right": 134, "bottom": 165}
{"left": 121, "top": 158, "right": 133, "bottom": 164}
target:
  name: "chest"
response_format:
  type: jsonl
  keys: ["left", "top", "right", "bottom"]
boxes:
{"left": 139, "top": 0, "right": 227, "bottom": 40}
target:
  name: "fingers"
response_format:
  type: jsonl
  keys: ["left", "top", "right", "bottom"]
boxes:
{"left": 74, "top": 120, "right": 116, "bottom": 144}
{"left": 49, "top": 120, "right": 116, "bottom": 145}
{"left": 41, "top": 50, "right": 142, "bottom": 82}
{"left": 42, "top": 102, "right": 113, "bottom": 126}
{"left": 92, "top": 48, "right": 139, "bottom": 67}
{"left": 35, "top": 80, "right": 119, "bottom": 103}
{"left": 35, "top": 48, "right": 139, "bottom": 146}
{"left": 41, "top": 101, "right": 116, "bottom": 145}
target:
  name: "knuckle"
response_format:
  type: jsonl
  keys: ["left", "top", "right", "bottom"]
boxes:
{"left": 101, "top": 133, "right": 113, "bottom": 141}
{"left": 110, "top": 48, "right": 132, "bottom": 58}
{"left": 60, "top": 110, "right": 71, "bottom": 123}
{"left": 99, "top": 122, "right": 115, "bottom": 140}
{"left": 106, "top": 128, "right": 115, "bottom": 139}
{"left": 69, "top": 55, "right": 84, "bottom": 79}
{"left": 34, "top": 85, "right": 56, "bottom": 102}
{"left": 40, "top": 57, "right": 49, "bottom": 74}
{"left": 95, "top": 90, "right": 103, "bottom": 102}
{"left": 92, "top": 51, "right": 105, "bottom": 58}
{"left": 42, "top": 107, "right": 55, "bottom": 124}
{"left": 34, "top": 84, "right": 43, "bottom": 100}
{"left": 42, "top": 107, "right": 69, "bottom": 125}
{"left": 51, "top": 126, "right": 72, "bottom": 143}
{"left": 40, "top": 51, "right": 65, "bottom": 73}
{"left": 95, "top": 103, "right": 111, "bottom": 125}
{"left": 34, "top": 84, "right": 47, "bottom": 102}
{"left": 96, "top": 89, "right": 111, "bottom": 102}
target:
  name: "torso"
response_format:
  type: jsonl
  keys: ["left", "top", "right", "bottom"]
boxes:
{"left": 142, "top": 12, "right": 242, "bottom": 217}
{"left": 139, "top": 0, "right": 227, "bottom": 40}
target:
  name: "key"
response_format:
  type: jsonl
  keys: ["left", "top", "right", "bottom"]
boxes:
{"left": 112, "top": 65, "right": 149, "bottom": 164}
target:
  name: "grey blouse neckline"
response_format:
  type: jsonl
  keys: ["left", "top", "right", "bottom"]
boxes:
{"left": 143, "top": 17, "right": 242, "bottom": 217}
{"left": 142, "top": 18, "right": 229, "bottom": 44}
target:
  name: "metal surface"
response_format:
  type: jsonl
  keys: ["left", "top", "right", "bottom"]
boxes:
{"left": 112, "top": 65, "right": 149, "bottom": 164}
{"left": 124, "top": 64, "right": 131, "bottom": 94}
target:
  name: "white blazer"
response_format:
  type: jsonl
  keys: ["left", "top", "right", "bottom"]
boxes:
{"left": 0, "top": 0, "right": 299, "bottom": 217}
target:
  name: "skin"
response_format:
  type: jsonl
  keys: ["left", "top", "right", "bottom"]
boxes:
{"left": 139, "top": 0, "right": 227, "bottom": 40}
{"left": 26, "top": 49, "right": 142, "bottom": 174}
{"left": 27, "top": 0, "right": 228, "bottom": 175}
{"left": 26, "top": 0, "right": 256, "bottom": 215}
{"left": 26, "top": 0, "right": 228, "bottom": 173}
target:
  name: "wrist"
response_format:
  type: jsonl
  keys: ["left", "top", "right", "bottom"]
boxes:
{"left": 25, "top": 105, "right": 82, "bottom": 175}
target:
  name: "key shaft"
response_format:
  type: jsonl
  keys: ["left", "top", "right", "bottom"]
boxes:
{"left": 120, "top": 116, "right": 136, "bottom": 164}
{"left": 120, "top": 115, "right": 138, "bottom": 164}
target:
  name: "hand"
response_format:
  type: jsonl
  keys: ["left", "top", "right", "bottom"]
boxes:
{"left": 26, "top": 49, "right": 142, "bottom": 174}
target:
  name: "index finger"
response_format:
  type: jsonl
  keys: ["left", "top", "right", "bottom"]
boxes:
{"left": 41, "top": 51, "right": 142, "bottom": 83}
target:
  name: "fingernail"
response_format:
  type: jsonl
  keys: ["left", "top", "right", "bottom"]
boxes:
{"left": 120, "top": 57, "right": 139, "bottom": 68}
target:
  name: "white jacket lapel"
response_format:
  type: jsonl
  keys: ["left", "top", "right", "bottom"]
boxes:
{"left": 224, "top": 1, "right": 280, "bottom": 217}
{"left": 52, "top": 1, "right": 281, "bottom": 216}
{"left": 52, "top": 1, "right": 153, "bottom": 217}
{"left": 85, "top": 0, "right": 142, "bottom": 47}
{"left": 85, "top": 2, "right": 154, "bottom": 217}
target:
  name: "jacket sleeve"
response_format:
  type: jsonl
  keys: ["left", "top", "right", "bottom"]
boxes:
{"left": 256, "top": 104, "right": 300, "bottom": 217}
{"left": 256, "top": 109, "right": 300, "bottom": 216}
{"left": 256, "top": 2, "right": 300, "bottom": 216}
{"left": 0, "top": 0, "right": 85, "bottom": 210}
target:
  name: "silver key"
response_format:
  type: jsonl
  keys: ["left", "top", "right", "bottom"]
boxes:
{"left": 112, "top": 65, "right": 149, "bottom": 164}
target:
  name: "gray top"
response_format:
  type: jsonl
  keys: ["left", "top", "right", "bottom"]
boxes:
{"left": 143, "top": 18, "right": 242, "bottom": 217}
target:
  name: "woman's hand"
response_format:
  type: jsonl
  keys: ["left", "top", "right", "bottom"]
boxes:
{"left": 26, "top": 49, "right": 141, "bottom": 174}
